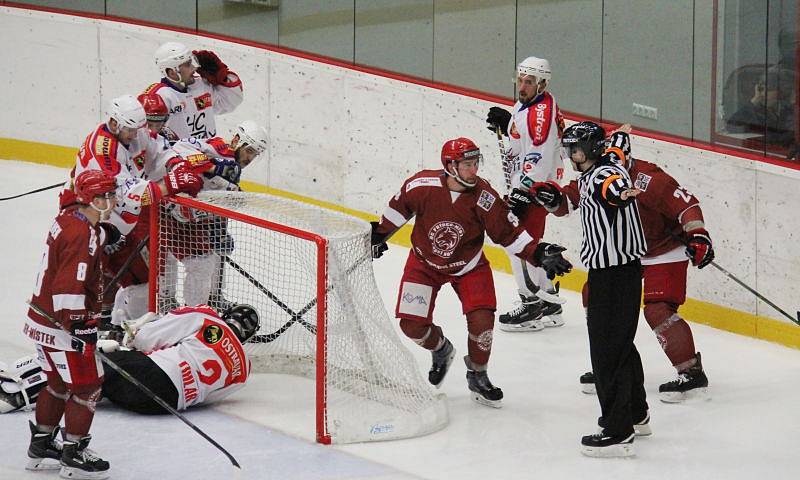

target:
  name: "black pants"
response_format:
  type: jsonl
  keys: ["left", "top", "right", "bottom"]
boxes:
{"left": 587, "top": 259, "right": 647, "bottom": 437}
{"left": 102, "top": 350, "right": 179, "bottom": 415}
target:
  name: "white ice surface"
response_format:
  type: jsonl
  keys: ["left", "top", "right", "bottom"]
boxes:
{"left": 0, "top": 161, "right": 798, "bottom": 479}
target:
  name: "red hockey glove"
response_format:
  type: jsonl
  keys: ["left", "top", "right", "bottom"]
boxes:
{"left": 685, "top": 229, "right": 714, "bottom": 269}
{"left": 164, "top": 164, "right": 203, "bottom": 197}
{"left": 193, "top": 50, "right": 230, "bottom": 85}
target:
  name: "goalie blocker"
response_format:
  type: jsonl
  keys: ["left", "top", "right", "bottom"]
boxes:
{"left": 0, "top": 356, "right": 47, "bottom": 413}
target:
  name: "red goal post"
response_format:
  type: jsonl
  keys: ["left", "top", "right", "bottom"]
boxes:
{"left": 147, "top": 190, "right": 448, "bottom": 444}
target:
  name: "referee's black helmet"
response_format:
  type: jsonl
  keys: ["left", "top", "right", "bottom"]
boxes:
{"left": 562, "top": 121, "right": 606, "bottom": 160}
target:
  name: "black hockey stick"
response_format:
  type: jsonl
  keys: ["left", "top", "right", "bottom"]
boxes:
{"left": 0, "top": 182, "right": 63, "bottom": 201}
{"left": 26, "top": 301, "right": 241, "bottom": 470}
{"left": 222, "top": 256, "right": 317, "bottom": 336}
{"left": 102, "top": 234, "right": 150, "bottom": 300}
{"left": 249, "top": 252, "right": 372, "bottom": 343}
{"left": 673, "top": 233, "right": 799, "bottom": 325}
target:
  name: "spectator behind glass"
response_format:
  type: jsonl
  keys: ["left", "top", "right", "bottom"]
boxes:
{"left": 726, "top": 70, "right": 796, "bottom": 157}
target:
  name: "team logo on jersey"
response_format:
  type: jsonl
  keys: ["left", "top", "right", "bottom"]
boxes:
{"left": 95, "top": 137, "right": 113, "bottom": 157}
{"left": 428, "top": 221, "right": 465, "bottom": 258}
{"left": 406, "top": 177, "right": 441, "bottom": 192}
{"left": 522, "top": 152, "right": 542, "bottom": 173}
{"left": 132, "top": 153, "right": 146, "bottom": 170}
{"left": 634, "top": 172, "right": 652, "bottom": 191}
{"left": 184, "top": 153, "right": 209, "bottom": 166}
{"left": 510, "top": 121, "right": 520, "bottom": 139}
{"left": 477, "top": 190, "right": 496, "bottom": 212}
{"left": 194, "top": 93, "right": 213, "bottom": 110}
{"left": 202, "top": 324, "right": 224, "bottom": 345}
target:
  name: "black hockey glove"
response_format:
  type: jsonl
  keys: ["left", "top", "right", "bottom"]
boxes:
{"left": 370, "top": 221, "right": 389, "bottom": 259}
{"left": 529, "top": 181, "right": 563, "bottom": 209}
{"left": 486, "top": 106, "right": 512, "bottom": 136}
{"left": 99, "top": 223, "right": 126, "bottom": 256}
{"left": 532, "top": 243, "right": 572, "bottom": 279}
{"left": 69, "top": 317, "right": 99, "bottom": 354}
{"left": 508, "top": 188, "right": 533, "bottom": 217}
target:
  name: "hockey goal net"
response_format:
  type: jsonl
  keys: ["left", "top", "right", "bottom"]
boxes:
{"left": 147, "top": 190, "right": 448, "bottom": 444}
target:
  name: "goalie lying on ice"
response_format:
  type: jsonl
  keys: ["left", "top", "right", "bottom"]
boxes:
{"left": 2, "top": 304, "right": 260, "bottom": 415}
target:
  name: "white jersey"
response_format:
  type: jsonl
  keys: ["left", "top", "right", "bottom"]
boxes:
{"left": 132, "top": 306, "right": 250, "bottom": 410}
{"left": 144, "top": 73, "right": 243, "bottom": 140}
{"left": 73, "top": 124, "right": 177, "bottom": 234}
{"left": 505, "top": 91, "right": 566, "bottom": 189}
{"left": 171, "top": 136, "right": 240, "bottom": 191}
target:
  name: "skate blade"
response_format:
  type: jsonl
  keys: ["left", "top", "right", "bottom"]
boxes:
{"left": 498, "top": 320, "right": 544, "bottom": 332}
{"left": 26, "top": 457, "right": 61, "bottom": 471}
{"left": 595, "top": 424, "right": 651, "bottom": 437}
{"left": 580, "top": 443, "right": 636, "bottom": 458}
{"left": 542, "top": 313, "right": 565, "bottom": 327}
{"left": 581, "top": 383, "right": 596, "bottom": 395}
{"left": 470, "top": 393, "right": 503, "bottom": 409}
{"left": 659, "top": 387, "right": 710, "bottom": 404}
{"left": 59, "top": 465, "right": 111, "bottom": 480}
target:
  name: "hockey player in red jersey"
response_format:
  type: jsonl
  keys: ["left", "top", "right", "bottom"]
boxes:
{"left": 486, "top": 55, "right": 567, "bottom": 331}
{"left": 527, "top": 124, "right": 713, "bottom": 402}
{"left": 371, "top": 137, "right": 572, "bottom": 408}
{"left": 24, "top": 170, "right": 117, "bottom": 478}
{"left": 143, "top": 42, "right": 243, "bottom": 140}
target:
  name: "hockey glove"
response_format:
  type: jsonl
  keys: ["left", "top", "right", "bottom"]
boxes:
{"left": 508, "top": 188, "right": 534, "bottom": 218}
{"left": 685, "top": 229, "right": 714, "bottom": 269}
{"left": 529, "top": 181, "right": 563, "bottom": 210}
{"left": 69, "top": 318, "right": 98, "bottom": 354}
{"left": 211, "top": 233, "right": 235, "bottom": 256}
{"left": 194, "top": 50, "right": 230, "bottom": 86}
{"left": 370, "top": 221, "right": 389, "bottom": 259}
{"left": 205, "top": 158, "right": 242, "bottom": 185}
{"left": 486, "top": 106, "right": 512, "bottom": 136}
{"left": 532, "top": 243, "right": 572, "bottom": 279}
{"left": 99, "top": 223, "right": 126, "bottom": 256}
{"left": 164, "top": 164, "right": 203, "bottom": 197}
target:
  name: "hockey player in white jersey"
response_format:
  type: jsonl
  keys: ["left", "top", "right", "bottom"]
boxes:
{"left": 143, "top": 42, "right": 243, "bottom": 140}
{"left": 100, "top": 304, "right": 259, "bottom": 413}
{"left": 485, "top": 56, "right": 567, "bottom": 331}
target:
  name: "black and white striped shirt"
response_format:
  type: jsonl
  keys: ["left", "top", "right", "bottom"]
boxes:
{"left": 577, "top": 137, "right": 647, "bottom": 269}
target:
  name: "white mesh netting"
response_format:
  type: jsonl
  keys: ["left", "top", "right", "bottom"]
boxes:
{"left": 153, "top": 191, "right": 448, "bottom": 443}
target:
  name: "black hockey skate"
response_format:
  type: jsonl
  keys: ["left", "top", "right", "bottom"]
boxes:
{"left": 581, "top": 432, "right": 635, "bottom": 458}
{"left": 428, "top": 338, "right": 456, "bottom": 388}
{"left": 539, "top": 293, "right": 565, "bottom": 327}
{"left": 464, "top": 356, "right": 503, "bottom": 408}
{"left": 498, "top": 294, "right": 544, "bottom": 332}
{"left": 26, "top": 421, "right": 62, "bottom": 471}
{"left": 580, "top": 371, "right": 596, "bottom": 394}
{"left": 659, "top": 352, "right": 709, "bottom": 403}
{"left": 60, "top": 435, "right": 110, "bottom": 480}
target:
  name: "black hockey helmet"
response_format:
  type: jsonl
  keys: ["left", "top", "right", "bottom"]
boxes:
{"left": 222, "top": 304, "right": 261, "bottom": 343}
{"left": 562, "top": 121, "right": 607, "bottom": 161}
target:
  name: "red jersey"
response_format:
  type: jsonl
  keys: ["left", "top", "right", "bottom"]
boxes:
{"left": 378, "top": 170, "right": 538, "bottom": 276}
{"left": 25, "top": 208, "right": 106, "bottom": 351}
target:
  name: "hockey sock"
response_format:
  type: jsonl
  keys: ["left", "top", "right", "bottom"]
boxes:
{"left": 466, "top": 309, "right": 494, "bottom": 366}
{"left": 399, "top": 320, "right": 443, "bottom": 351}
{"left": 644, "top": 302, "right": 697, "bottom": 370}
{"left": 35, "top": 378, "right": 68, "bottom": 428}
{"left": 64, "top": 386, "right": 101, "bottom": 438}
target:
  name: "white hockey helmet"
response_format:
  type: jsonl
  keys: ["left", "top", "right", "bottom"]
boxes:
{"left": 107, "top": 94, "right": 146, "bottom": 130}
{"left": 154, "top": 41, "right": 197, "bottom": 78}
{"left": 517, "top": 56, "right": 551, "bottom": 81}
{"left": 235, "top": 120, "right": 269, "bottom": 155}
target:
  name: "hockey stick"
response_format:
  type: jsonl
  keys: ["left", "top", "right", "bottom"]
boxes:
{"left": 250, "top": 252, "right": 371, "bottom": 343}
{"left": 0, "top": 182, "right": 63, "bottom": 201}
{"left": 223, "top": 256, "right": 317, "bottom": 336}
{"left": 102, "top": 234, "right": 150, "bottom": 300}
{"left": 26, "top": 301, "right": 241, "bottom": 470}
{"left": 671, "top": 234, "right": 799, "bottom": 325}
{"left": 495, "top": 126, "right": 513, "bottom": 194}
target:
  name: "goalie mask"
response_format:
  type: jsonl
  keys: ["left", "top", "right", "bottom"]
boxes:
{"left": 0, "top": 356, "right": 46, "bottom": 413}
{"left": 222, "top": 304, "right": 261, "bottom": 343}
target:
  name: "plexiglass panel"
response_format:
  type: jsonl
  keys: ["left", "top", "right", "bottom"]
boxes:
{"left": 106, "top": 0, "right": 196, "bottom": 29}
{"left": 198, "top": 0, "right": 279, "bottom": 44}
{"left": 279, "top": 0, "right": 354, "bottom": 61}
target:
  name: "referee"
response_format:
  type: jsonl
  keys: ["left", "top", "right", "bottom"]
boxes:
{"left": 526, "top": 122, "right": 648, "bottom": 457}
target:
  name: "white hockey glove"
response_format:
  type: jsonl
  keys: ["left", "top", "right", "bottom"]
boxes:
{"left": 122, "top": 312, "right": 158, "bottom": 349}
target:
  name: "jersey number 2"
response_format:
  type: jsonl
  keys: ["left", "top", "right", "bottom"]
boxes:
{"left": 673, "top": 187, "right": 693, "bottom": 203}
{"left": 197, "top": 359, "right": 222, "bottom": 385}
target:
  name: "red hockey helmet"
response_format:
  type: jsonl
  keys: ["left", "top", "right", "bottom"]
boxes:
{"left": 137, "top": 93, "right": 169, "bottom": 122}
{"left": 74, "top": 170, "right": 117, "bottom": 204}
{"left": 440, "top": 137, "right": 482, "bottom": 169}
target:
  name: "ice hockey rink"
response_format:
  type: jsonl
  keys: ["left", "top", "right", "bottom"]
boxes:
{"left": 1, "top": 160, "right": 798, "bottom": 480}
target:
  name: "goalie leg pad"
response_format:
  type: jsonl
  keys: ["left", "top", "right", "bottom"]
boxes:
{"left": 0, "top": 355, "right": 47, "bottom": 413}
